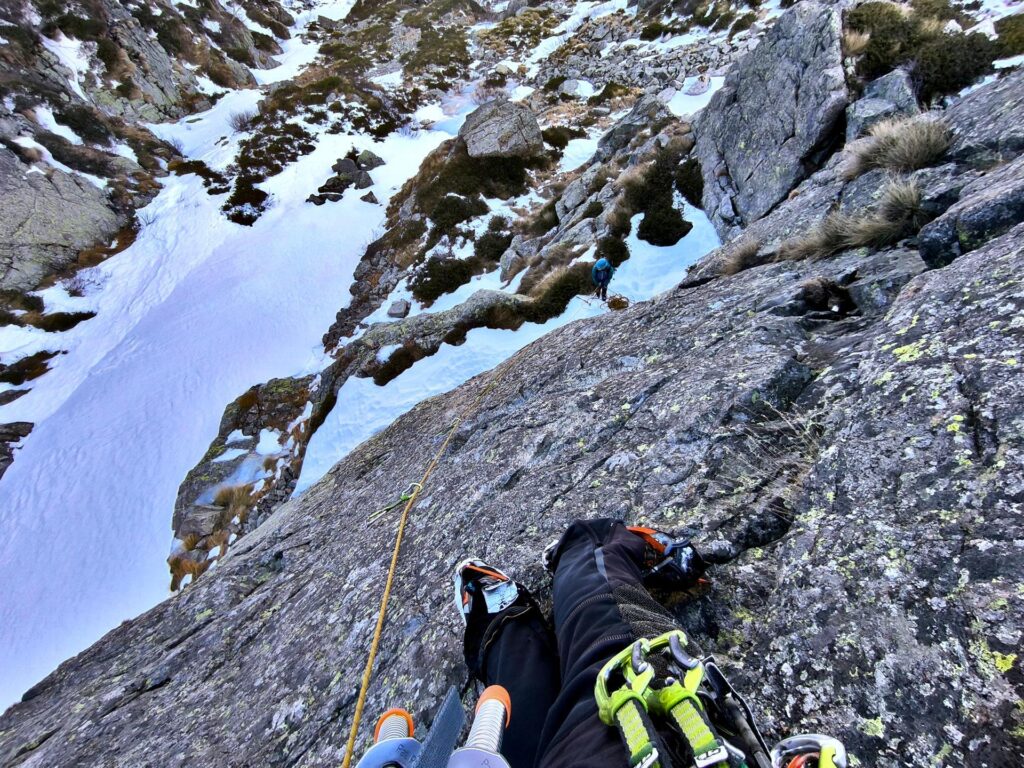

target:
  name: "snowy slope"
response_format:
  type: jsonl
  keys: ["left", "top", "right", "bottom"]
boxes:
{"left": 0, "top": 4, "right": 447, "bottom": 707}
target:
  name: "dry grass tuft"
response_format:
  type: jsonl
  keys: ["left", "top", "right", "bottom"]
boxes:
{"left": 721, "top": 238, "right": 763, "bottom": 275}
{"left": 604, "top": 199, "right": 633, "bottom": 238}
{"left": 843, "top": 116, "right": 952, "bottom": 177}
{"left": 168, "top": 555, "right": 211, "bottom": 591}
{"left": 843, "top": 29, "right": 872, "bottom": 56}
{"left": 777, "top": 179, "right": 924, "bottom": 260}
{"left": 181, "top": 533, "right": 200, "bottom": 551}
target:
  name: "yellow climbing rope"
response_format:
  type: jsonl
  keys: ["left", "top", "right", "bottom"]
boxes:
{"left": 340, "top": 378, "right": 495, "bottom": 768}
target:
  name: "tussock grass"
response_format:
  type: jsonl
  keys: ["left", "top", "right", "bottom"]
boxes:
{"left": 843, "top": 116, "right": 952, "bottom": 179}
{"left": 721, "top": 238, "right": 763, "bottom": 275}
{"left": 777, "top": 179, "right": 925, "bottom": 260}
{"left": 842, "top": 29, "right": 871, "bottom": 57}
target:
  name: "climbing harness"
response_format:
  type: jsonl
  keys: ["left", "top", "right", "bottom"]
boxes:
{"left": 597, "top": 630, "right": 733, "bottom": 768}
{"left": 340, "top": 378, "right": 497, "bottom": 768}
{"left": 367, "top": 482, "right": 423, "bottom": 523}
{"left": 597, "top": 631, "right": 847, "bottom": 768}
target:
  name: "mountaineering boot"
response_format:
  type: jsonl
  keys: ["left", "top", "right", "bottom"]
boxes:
{"left": 453, "top": 558, "right": 520, "bottom": 625}
{"left": 626, "top": 525, "right": 712, "bottom": 591}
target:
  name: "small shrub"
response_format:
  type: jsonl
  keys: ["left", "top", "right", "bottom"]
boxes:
{"left": 427, "top": 194, "right": 488, "bottom": 245}
{"left": 846, "top": 2, "right": 922, "bottom": 81}
{"left": 0, "top": 350, "right": 58, "bottom": 385}
{"left": 54, "top": 103, "right": 112, "bottom": 143}
{"left": 581, "top": 201, "right": 604, "bottom": 219}
{"left": 637, "top": 205, "right": 692, "bottom": 246}
{"left": 914, "top": 33, "right": 998, "bottom": 103}
{"left": 474, "top": 231, "right": 513, "bottom": 263}
{"left": 674, "top": 157, "right": 703, "bottom": 207}
{"left": 846, "top": 2, "right": 998, "bottom": 101}
{"left": 721, "top": 238, "right": 763, "bottom": 275}
{"left": 544, "top": 75, "right": 568, "bottom": 92}
{"left": 595, "top": 236, "right": 630, "bottom": 267}
{"left": 542, "top": 125, "right": 586, "bottom": 150}
{"left": 228, "top": 109, "right": 258, "bottom": 132}
{"left": 409, "top": 255, "right": 476, "bottom": 303}
{"left": 843, "top": 116, "right": 952, "bottom": 179}
{"left": 996, "top": 13, "right": 1024, "bottom": 56}
{"left": 605, "top": 201, "right": 633, "bottom": 238}
{"left": 729, "top": 13, "right": 757, "bottom": 39}
{"left": 524, "top": 199, "right": 560, "bottom": 236}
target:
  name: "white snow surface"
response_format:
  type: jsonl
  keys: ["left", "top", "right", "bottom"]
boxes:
{"left": 41, "top": 34, "right": 90, "bottom": 100}
{"left": 0, "top": 28, "right": 451, "bottom": 706}
{"left": 667, "top": 76, "right": 727, "bottom": 118}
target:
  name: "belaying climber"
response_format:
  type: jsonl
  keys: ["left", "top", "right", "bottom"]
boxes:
{"left": 592, "top": 257, "right": 615, "bottom": 301}
{"left": 453, "top": 519, "right": 848, "bottom": 768}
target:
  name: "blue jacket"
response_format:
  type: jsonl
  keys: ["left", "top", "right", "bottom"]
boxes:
{"left": 592, "top": 258, "right": 614, "bottom": 286}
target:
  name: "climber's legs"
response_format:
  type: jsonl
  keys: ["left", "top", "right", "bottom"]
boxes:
{"left": 534, "top": 519, "right": 680, "bottom": 768}
{"left": 463, "top": 583, "right": 561, "bottom": 768}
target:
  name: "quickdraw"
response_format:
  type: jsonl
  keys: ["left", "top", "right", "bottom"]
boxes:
{"left": 597, "top": 631, "right": 847, "bottom": 768}
{"left": 367, "top": 482, "right": 423, "bottom": 523}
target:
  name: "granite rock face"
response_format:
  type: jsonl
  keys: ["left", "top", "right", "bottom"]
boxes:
{"left": 2, "top": 216, "right": 1021, "bottom": 766}
{"left": 0, "top": 146, "right": 125, "bottom": 291}
{"left": 695, "top": 2, "right": 848, "bottom": 239}
{"left": 459, "top": 101, "right": 544, "bottom": 158}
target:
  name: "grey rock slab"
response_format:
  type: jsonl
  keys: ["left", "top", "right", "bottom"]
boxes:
{"left": 918, "top": 152, "right": 1024, "bottom": 268}
{"left": 3, "top": 223, "right": 1022, "bottom": 766}
{"left": 459, "top": 101, "right": 543, "bottom": 158}
{"left": 0, "top": 147, "right": 123, "bottom": 292}
{"left": 695, "top": 2, "right": 848, "bottom": 239}
{"left": 387, "top": 299, "right": 411, "bottom": 318}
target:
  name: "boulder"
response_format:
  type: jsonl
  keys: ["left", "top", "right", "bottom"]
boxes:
{"left": 458, "top": 101, "right": 543, "bottom": 158}
{"left": 332, "top": 158, "right": 359, "bottom": 174}
{"left": 0, "top": 147, "right": 124, "bottom": 292}
{"left": 360, "top": 191, "right": 380, "bottom": 205}
{"left": 846, "top": 69, "right": 919, "bottom": 140}
{"left": 596, "top": 93, "right": 672, "bottom": 159}
{"left": 387, "top": 299, "right": 410, "bottom": 318}
{"left": 918, "top": 152, "right": 1024, "bottom": 268}
{"left": 356, "top": 150, "right": 385, "bottom": 170}
{"left": 694, "top": 2, "right": 848, "bottom": 239}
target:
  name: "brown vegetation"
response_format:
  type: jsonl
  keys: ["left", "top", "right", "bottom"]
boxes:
{"left": 843, "top": 117, "right": 952, "bottom": 179}
{"left": 777, "top": 179, "right": 926, "bottom": 260}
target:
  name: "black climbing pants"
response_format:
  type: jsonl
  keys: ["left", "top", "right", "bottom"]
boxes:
{"left": 463, "top": 519, "right": 678, "bottom": 768}
{"left": 595, "top": 282, "right": 610, "bottom": 301}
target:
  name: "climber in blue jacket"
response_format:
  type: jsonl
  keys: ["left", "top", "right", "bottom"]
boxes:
{"left": 592, "top": 258, "right": 615, "bottom": 301}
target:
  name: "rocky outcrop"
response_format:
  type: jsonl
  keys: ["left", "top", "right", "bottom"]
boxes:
{"left": 0, "top": 146, "right": 125, "bottom": 291}
{"left": 918, "top": 151, "right": 1024, "bottom": 268}
{"left": 845, "top": 69, "right": 918, "bottom": 141}
{"left": 695, "top": 2, "right": 848, "bottom": 239}
{"left": 459, "top": 101, "right": 544, "bottom": 158}
{"left": 2, "top": 207, "right": 1022, "bottom": 764}
{"left": 0, "top": 422, "right": 32, "bottom": 481}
